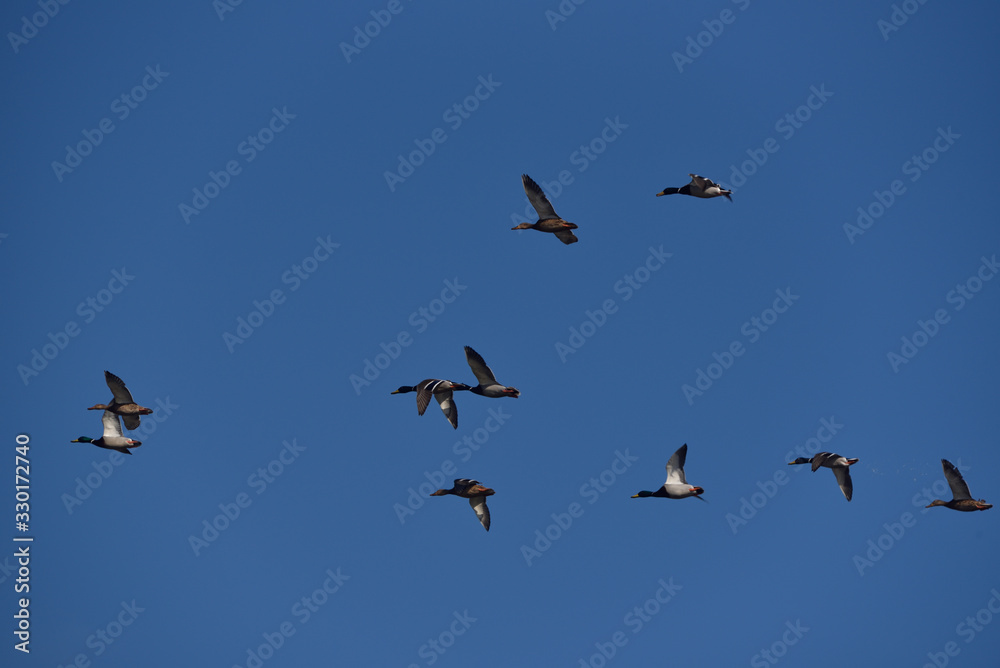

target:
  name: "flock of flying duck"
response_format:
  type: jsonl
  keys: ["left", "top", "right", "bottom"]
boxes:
{"left": 511, "top": 173, "right": 733, "bottom": 245}
{"left": 390, "top": 171, "right": 993, "bottom": 528}
{"left": 68, "top": 173, "right": 993, "bottom": 530}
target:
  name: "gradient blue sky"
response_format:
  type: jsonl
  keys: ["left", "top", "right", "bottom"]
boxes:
{"left": 3, "top": 1, "right": 1000, "bottom": 666}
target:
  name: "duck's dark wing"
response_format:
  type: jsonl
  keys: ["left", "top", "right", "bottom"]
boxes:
{"left": 464, "top": 347, "right": 498, "bottom": 386}
{"left": 415, "top": 379, "right": 438, "bottom": 416}
{"left": 942, "top": 459, "right": 972, "bottom": 500}
{"left": 554, "top": 229, "right": 579, "bottom": 245}
{"left": 120, "top": 413, "right": 141, "bottom": 431}
{"left": 521, "top": 174, "right": 559, "bottom": 220}
{"left": 104, "top": 370, "right": 136, "bottom": 404}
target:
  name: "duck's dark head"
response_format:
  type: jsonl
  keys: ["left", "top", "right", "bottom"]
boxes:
{"left": 631, "top": 491, "right": 654, "bottom": 498}
{"left": 87, "top": 404, "right": 109, "bottom": 411}
{"left": 71, "top": 437, "right": 94, "bottom": 444}
{"left": 390, "top": 386, "right": 414, "bottom": 395}
{"left": 511, "top": 222, "right": 533, "bottom": 231}
{"left": 429, "top": 489, "right": 451, "bottom": 496}
{"left": 788, "top": 457, "right": 812, "bottom": 465}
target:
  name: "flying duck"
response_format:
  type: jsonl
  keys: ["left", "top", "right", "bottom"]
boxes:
{"left": 391, "top": 379, "right": 471, "bottom": 429}
{"left": 71, "top": 410, "right": 142, "bottom": 455}
{"left": 87, "top": 370, "right": 153, "bottom": 430}
{"left": 632, "top": 444, "right": 705, "bottom": 500}
{"left": 656, "top": 174, "right": 732, "bottom": 202}
{"left": 925, "top": 459, "right": 992, "bottom": 511}
{"left": 430, "top": 478, "right": 495, "bottom": 531}
{"left": 788, "top": 452, "right": 858, "bottom": 501}
{"left": 511, "top": 174, "right": 579, "bottom": 244}
{"left": 463, "top": 346, "right": 519, "bottom": 398}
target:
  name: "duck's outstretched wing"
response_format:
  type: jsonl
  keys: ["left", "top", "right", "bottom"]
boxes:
{"left": 464, "top": 347, "right": 498, "bottom": 386}
{"left": 942, "top": 459, "right": 972, "bottom": 500}
{"left": 521, "top": 174, "right": 559, "bottom": 221}
{"left": 435, "top": 391, "right": 459, "bottom": 429}
{"left": 104, "top": 370, "right": 136, "bottom": 404}
{"left": 554, "top": 229, "right": 579, "bottom": 245}
{"left": 664, "top": 444, "right": 689, "bottom": 485}
{"left": 469, "top": 495, "right": 491, "bottom": 531}
{"left": 101, "top": 410, "right": 125, "bottom": 439}
{"left": 832, "top": 466, "right": 853, "bottom": 502}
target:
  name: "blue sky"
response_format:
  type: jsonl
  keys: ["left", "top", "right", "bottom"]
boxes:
{"left": 3, "top": 1, "right": 1000, "bottom": 666}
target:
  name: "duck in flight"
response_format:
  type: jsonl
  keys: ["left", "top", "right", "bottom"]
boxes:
{"left": 511, "top": 174, "right": 579, "bottom": 245}
{"left": 631, "top": 444, "right": 705, "bottom": 500}
{"left": 463, "top": 346, "right": 519, "bottom": 399}
{"left": 71, "top": 410, "right": 142, "bottom": 455}
{"left": 656, "top": 174, "right": 732, "bottom": 202}
{"left": 87, "top": 370, "right": 153, "bottom": 431}
{"left": 430, "top": 478, "right": 495, "bottom": 531}
{"left": 925, "top": 459, "right": 992, "bottom": 511}
{"left": 391, "top": 380, "right": 470, "bottom": 429}
{"left": 788, "top": 452, "right": 858, "bottom": 501}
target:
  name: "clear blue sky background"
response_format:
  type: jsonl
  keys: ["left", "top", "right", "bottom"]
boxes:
{"left": 3, "top": 1, "right": 999, "bottom": 666}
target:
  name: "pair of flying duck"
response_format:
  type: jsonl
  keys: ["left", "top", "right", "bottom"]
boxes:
{"left": 392, "top": 346, "right": 519, "bottom": 430}
{"left": 512, "top": 173, "right": 732, "bottom": 246}
{"left": 628, "top": 447, "right": 856, "bottom": 503}
{"left": 71, "top": 371, "right": 152, "bottom": 455}
{"left": 786, "top": 453, "right": 991, "bottom": 510}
